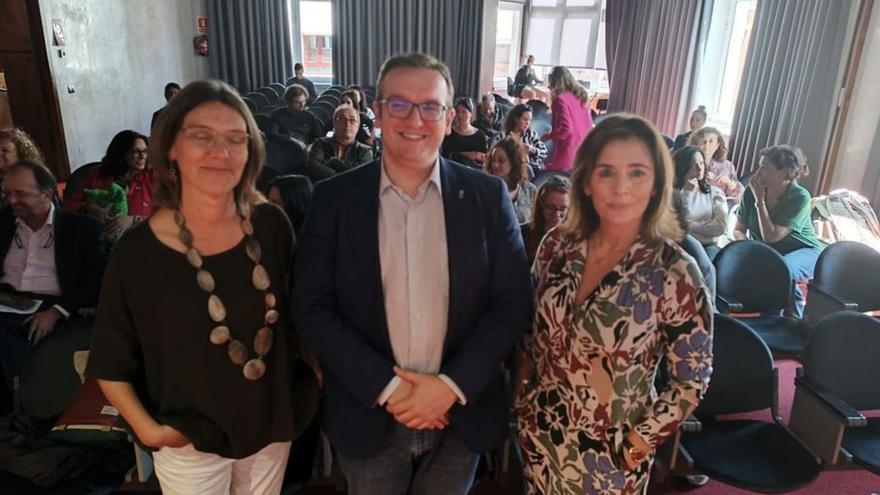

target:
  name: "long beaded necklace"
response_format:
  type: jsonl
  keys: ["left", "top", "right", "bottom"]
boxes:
{"left": 174, "top": 210, "right": 277, "bottom": 381}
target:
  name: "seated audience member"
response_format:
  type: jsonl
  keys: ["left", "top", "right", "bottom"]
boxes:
{"left": 501, "top": 103, "right": 547, "bottom": 174}
{"left": 340, "top": 89, "right": 375, "bottom": 147}
{"left": 290, "top": 62, "right": 318, "bottom": 104}
{"left": 0, "top": 128, "right": 44, "bottom": 208}
{"left": 268, "top": 175, "right": 313, "bottom": 238}
{"left": 513, "top": 55, "right": 549, "bottom": 102}
{"left": 735, "top": 145, "right": 821, "bottom": 317}
{"left": 475, "top": 93, "right": 508, "bottom": 140}
{"left": 0, "top": 161, "right": 103, "bottom": 411}
{"left": 306, "top": 105, "right": 374, "bottom": 180}
{"left": 269, "top": 84, "right": 322, "bottom": 145}
{"left": 673, "top": 105, "right": 707, "bottom": 151}
{"left": 485, "top": 137, "right": 537, "bottom": 224}
{"left": 442, "top": 97, "right": 489, "bottom": 169}
{"left": 690, "top": 126, "right": 743, "bottom": 205}
{"left": 346, "top": 84, "right": 375, "bottom": 120}
{"left": 521, "top": 175, "right": 570, "bottom": 263}
{"left": 65, "top": 130, "right": 154, "bottom": 241}
{"left": 150, "top": 82, "right": 181, "bottom": 132}
{"left": 673, "top": 145, "right": 728, "bottom": 259}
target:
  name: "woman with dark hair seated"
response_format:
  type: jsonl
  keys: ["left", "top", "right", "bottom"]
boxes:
{"left": 340, "top": 89, "right": 375, "bottom": 147}
{"left": 65, "top": 130, "right": 155, "bottom": 240}
{"left": 267, "top": 175, "right": 313, "bottom": 238}
{"left": 672, "top": 145, "right": 728, "bottom": 259}
{"left": 441, "top": 97, "right": 489, "bottom": 169}
{"left": 484, "top": 137, "right": 537, "bottom": 224}
{"left": 673, "top": 106, "right": 707, "bottom": 151}
{"left": 501, "top": 103, "right": 547, "bottom": 175}
{"left": 735, "top": 145, "right": 821, "bottom": 317}
{"left": 521, "top": 175, "right": 570, "bottom": 264}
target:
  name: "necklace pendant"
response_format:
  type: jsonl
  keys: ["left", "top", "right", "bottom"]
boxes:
{"left": 243, "top": 358, "right": 266, "bottom": 380}
{"left": 208, "top": 294, "right": 227, "bottom": 322}
{"left": 254, "top": 327, "right": 274, "bottom": 355}
{"left": 209, "top": 325, "right": 231, "bottom": 345}
{"left": 252, "top": 264, "right": 271, "bottom": 291}
{"left": 245, "top": 238, "right": 262, "bottom": 263}
{"left": 197, "top": 270, "right": 216, "bottom": 292}
{"left": 228, "top": 339, "right": 249, "bottom": 365}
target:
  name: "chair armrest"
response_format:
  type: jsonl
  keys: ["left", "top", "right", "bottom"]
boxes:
{"left": 803, "top": 284, "right": 858, "bottom": 325}
{"left": 807, "top": 285, "right": 858, "bottom": 311}
{"left": 681, "top": 415, "right": 701, "bottom": 433}
{"left": 795, "top": 375, "right": 867, "bottom": 427}
{"left": 716, "top": 294, "right": 744, "bottom": 313}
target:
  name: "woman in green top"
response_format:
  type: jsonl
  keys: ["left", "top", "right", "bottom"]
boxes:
{"left": 734, "top": 145, "right": 821, "bottom": 316}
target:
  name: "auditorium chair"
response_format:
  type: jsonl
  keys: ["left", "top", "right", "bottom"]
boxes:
{"left": 265, "top": 139, "right": 308, "bottom": 176}
{"left": 671, "top": 315, "right": 821, "bottom": 492}
{"left": 802, "top": 241, "right": 880, "bottom": 326}
{"left": 307, "top": 106, "right": 331, "bottom": 133}
{"left": 242, "top": 97, "right": 258, "bottom": 114}
{"left": 253, "top": 113, "right": 272, "bottom": 135}
{"left": 714, "top": 240, "right": 810, "bottom": 357}
{"left": 246, "top": 92, "right": 271, "bottom": 113}
{"left": 268, "top": 83, "right": 286, "bottom": 98}
{"left": 789, "top": 312, "right": 880, "bottom": 474}
{"left": 256, "top": 87, "right": 281, "bottom": 109}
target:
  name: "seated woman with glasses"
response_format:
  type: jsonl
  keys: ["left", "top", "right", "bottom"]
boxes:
{"left": 521, "top": 175, "right": 571, "bottom": 264}
{"left": 65, "top": 130, "right": 155, "bottom": 241}
{"left": 441, "top": 97, "right": 490, "bottom": 169}
{"left": 305, "top": 104, "right": 374, "bottom": 181}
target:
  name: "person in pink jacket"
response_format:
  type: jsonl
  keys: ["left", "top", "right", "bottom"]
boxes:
{"left": 542, "top": 66, "right": 594, "bottom": 172}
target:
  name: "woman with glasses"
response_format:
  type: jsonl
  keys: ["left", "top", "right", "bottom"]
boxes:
{"left": 441, "top": 97, "right": 490, "bottom": 169}
{"left": 521, "top": 175, "right": 571, "bottom": 264}
{"left": 64, "top": 130, "right": 154, "bottom": 240}
{"left": 87, "top": 80, "right": 318, "bottom": 494}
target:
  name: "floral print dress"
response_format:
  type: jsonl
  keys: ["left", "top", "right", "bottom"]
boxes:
{"left": 517, "top": 230, "right": 713, "bottom": 494}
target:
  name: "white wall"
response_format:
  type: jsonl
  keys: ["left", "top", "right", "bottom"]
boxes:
{"left": 830, "top": 0, "right": 880, "bottom": 208}
{"left": 39, "top": 0, "right": 210, "bottom": 170}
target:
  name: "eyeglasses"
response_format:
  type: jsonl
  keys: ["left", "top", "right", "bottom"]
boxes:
{"left": 379, "top": 97, "right": 448, "bottom": 122}
{"left": 543, "top": 205, "right": 569, "bottom": 213}
{"left": 130, "top": 149, "right": 148, "bottom": 156}
{"left": 180, "top": 127, "right": 250, "bottom": 152}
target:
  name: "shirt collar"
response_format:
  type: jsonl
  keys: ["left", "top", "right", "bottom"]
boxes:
{"left": 380, "top": 157, "right": 443, "bottom": 199}
{"left": 15, "top": 202, "right": 55, "bottom": 231}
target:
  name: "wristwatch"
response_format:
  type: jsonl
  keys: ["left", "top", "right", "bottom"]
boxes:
{"left": 621, "top": 436, "right": 648, "bottom": 466}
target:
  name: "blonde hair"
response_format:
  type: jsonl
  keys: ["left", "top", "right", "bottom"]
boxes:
{"left": 149, "top": 80, "right": 265, "bottom": 217}
{"left": 547, "top": 66, "right": 590, "bottom": 107}
{"left": 560, "top": 113, "right": 682, "bottom": 243}
{"left": 0, "top": 128, "right": 44, "bottom": 166}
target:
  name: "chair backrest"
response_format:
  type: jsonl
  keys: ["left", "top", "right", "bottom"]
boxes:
{"left": 268, "top": 83, "right": 286, "bottom": 98}
{"left": 242, "top": 97, "right": 258, "bottom": 114}
{"left": 714, "top": 240, "right": 792, "bottom": 313}
{"left": 256, "top": 87, "right": 279, "bottom": 104}
{"left": 812, "top": 241, "right": 880, "bottom": 310}
{"left": 62, "top": 162, "right": 101, "bottom": 206}
{"left": 265, "top": 139, "right": 308, "bottom": 175}
{"left": 247, "top": 92, "right": 270, "bottom": 111}
{"left": 694, "top": 314, "right": 776, "bottom": 417}
{"left": 802, "top": 311, "right": 880, "bottom": 410}
{"left": 253, "top": 113, "right": 272, "bottom": 134}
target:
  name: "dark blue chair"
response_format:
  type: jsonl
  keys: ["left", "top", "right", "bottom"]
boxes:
{"left": 803, "top": 241, "right": 880, "bottom": 326}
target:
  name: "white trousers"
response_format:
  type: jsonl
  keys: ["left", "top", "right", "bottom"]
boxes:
{"left": 153, "top": 441, "right": 291, "bottom": 495}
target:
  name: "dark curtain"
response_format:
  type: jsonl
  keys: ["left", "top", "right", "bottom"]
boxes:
{"left": 331, "top": 0, "right": 485, "bottom": 98}
{"left": 207, "top": 0, "right": 293, "bottom": 94}
{"left": 605, "top": 0, "right": 712, "bottom": 135}
{"left": 728, "top": 0, "right": 853, "bottom": 189}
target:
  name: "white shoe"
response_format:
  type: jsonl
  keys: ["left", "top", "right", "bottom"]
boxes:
{"left": 685, "top": 475, "right": 710, "bottom": 486}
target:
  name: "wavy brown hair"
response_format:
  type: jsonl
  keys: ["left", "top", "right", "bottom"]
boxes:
{"left": 0, "top": 128, "right": 44, "bottom": 166}
{"left": 484, "top": 137, "right": 528, "bottom": 190}
{"left": 560, "top": 113, "right": 682, "bottom": 243}
{"left": 547, "top": 66, "right": 590, "bottom": 107}
{"left": 689, "top": 126, "right": 728, "bottom": 162}
{"left": 149, "top": 79, "right": 265, "bottom": 217}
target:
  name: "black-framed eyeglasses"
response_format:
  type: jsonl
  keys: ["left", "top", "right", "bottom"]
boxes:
{"left": 379, "top": 97, "right": 448, "bottom": 122}
{"left": 130, "top": 149, "right": 148, "bottom": 156}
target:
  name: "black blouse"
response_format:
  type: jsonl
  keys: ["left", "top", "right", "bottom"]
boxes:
{"left": 87, "top": 203, "right": 317, "bottom": 459}
{"left": 442, "top": 129, "right": 489, "bottom": 169}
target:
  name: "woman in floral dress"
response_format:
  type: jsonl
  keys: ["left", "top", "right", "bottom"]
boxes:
{"left": 516, "top": 114, "right": 714, "bottom": 495}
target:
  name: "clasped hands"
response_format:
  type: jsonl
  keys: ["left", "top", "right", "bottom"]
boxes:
{"left": 385, "top": 366, "right": 457, "bottom": 431}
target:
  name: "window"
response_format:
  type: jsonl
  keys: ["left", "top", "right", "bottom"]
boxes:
{"left": 493, "top": 2, "right": 524, "bottom": 90}
{"left": 693, "top": 0, "right": 758, "bottom": 133}
{"left": 522, "top": 0, "right": 608, "bottom": 93}
{"left": 298, "top": 1, "right": 333, "bottom": 76}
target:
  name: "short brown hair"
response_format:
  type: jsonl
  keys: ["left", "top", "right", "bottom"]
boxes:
{"left": 689, "top": 126, "right": 728, "bottom": 162}
{"left": 376, "top": 53, "right": 454, "bottom": 106}
{"left": 149, "top": 80, "right": 265, "bottom": 216}
{"left": 0, "top": 128, "right": 44, "bottom": 166}
{"left": 760, "top": 144, "right": 807, "bottom": 180}
{"left": 485, "top": 137, "right": 528, "bottom": 189}
{"left": 561, "top": 113, "right": 682, "bottom": 243}
{"left": 283, "top": 84, "right": 309, "bottom": 104}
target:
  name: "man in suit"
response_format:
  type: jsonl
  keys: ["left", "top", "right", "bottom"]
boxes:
{"left": 0, "top": 160, "right": 104, "bottom": 411}
{"left": 293, "top": 53, "right": 532, "bottom": 494}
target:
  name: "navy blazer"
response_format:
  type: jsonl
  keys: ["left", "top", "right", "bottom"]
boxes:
{"left": 0, "top": 208, "right": 104, "bottom": 315}
{"left": 293, "top": 158, "right": 532, "bottom": 457}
